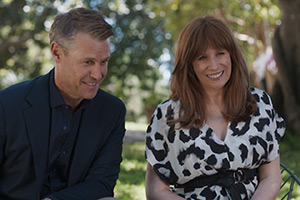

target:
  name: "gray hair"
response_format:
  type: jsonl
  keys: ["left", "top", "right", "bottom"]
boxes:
{"left": 49, "top": 7, "right": 114, "bottom": 49}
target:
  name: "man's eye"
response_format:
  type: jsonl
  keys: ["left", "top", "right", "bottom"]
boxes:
{"left": 101, "top": 60, "right": 108, "bottom": 65}
{"left": 85, "top": 60, "right": 94, "bottom": 65}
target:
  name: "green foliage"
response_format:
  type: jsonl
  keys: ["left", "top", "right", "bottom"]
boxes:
{"left": 148, "top": 0, "right": 281, "bottom": 69}
{"left": 1, "top": 0, "right": 172, "bottom": 121}
{"left": 83, "top": 0, "right": 174, "bottom": 107}
{"left": 144, "top": 92, "right": 167, "bottom": 108}
{"left": 0, "top": 0, "right": 289, "bottom": 123}
{"left": 0, "top": 0, "right": 60, "bottom": 88}
{"left": 279, "top": 130, "right": 300, "bottom": 199}
{"left": 280, "top": 130, "right": 300, "bottom": 177}
{"left": 280, "top": 130, "right": 300, "bottom": 152}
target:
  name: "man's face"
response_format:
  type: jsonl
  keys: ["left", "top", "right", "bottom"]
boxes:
{"left": 52, "top": 32, "right": 110, "bottom": 107}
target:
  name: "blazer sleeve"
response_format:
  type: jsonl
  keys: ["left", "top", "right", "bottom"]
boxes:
{"left": 0, "top": 101, "right": 5, "bottom": 166}
{"left": 47, "top": 101, "right": 126, "bottom": 200}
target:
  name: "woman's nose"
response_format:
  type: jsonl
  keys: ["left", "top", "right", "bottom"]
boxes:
{"left": 208, "top": 57, "right": 219, "bottom": 69}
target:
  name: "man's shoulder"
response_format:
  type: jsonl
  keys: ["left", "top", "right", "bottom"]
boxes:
{"left": 0, "top": 73, "right": 50, "bottom": 103}
{"left": 93, "top": 89, "right": 126, "bottom": 109}
{"left": 0, "top": 80, "right": 32, "bottom": 99}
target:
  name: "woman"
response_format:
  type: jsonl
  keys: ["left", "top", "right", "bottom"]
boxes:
{"left": 145, "top": 16, "right": 285, "bottom": 200}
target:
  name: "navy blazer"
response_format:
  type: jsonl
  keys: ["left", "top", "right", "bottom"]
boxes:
{"left": 0, "top": 70, "right": 126, "bottom": 200}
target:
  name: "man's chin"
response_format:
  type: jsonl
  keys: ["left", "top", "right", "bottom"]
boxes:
{"left": 84, "top": 96, "right": 96, "bottom": 100}
{"left": 84, "top": 92, "right": 98, "bottom": 100}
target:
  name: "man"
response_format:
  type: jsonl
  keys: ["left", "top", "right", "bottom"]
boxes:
{"left": 0, "top": 8, "right": 126, "bottom": 200}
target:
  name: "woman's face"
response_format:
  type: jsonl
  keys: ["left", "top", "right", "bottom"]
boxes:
{"left": 192, "top": 46, "right": 232, "bottom": 93}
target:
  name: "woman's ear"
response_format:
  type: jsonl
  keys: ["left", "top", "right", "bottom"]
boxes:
{"left": 50, "top": 42, "right": 64, "bottom": 63}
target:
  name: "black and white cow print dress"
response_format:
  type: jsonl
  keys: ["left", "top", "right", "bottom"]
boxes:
{"left": 145, "top": 88, "right": 285, "bottom": 200}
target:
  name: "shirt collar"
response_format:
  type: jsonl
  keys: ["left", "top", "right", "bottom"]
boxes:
{"left": 49, "top": 69, "right": 65, "bottom": 108}
{"left": 49, "top": 69, "right": 90, "bottom": 109}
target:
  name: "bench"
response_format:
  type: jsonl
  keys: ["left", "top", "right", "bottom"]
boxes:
{"left": 279, "top": 162, "right": 300, "bottom": 199}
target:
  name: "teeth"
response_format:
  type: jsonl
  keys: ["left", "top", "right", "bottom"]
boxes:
{"left": 86, "top": 82, "right": 96, "bottom": 86}
{"left": 207, "top": 71, "right": 223, "bottom": 79}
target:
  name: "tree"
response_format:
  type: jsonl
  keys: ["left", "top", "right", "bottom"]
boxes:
{"left": 90, "top": 0, "right": 171, "bottom": 102}
{"left": 0, "top": 0, "right": 58, "bottom": 88}
{"left": 272, "top": 0, "right": 300, "bottom": 135}
{"left": 85, "top": 0, "right": 172, "bottom": 121}
{"left": 148, "top": 0, "right": 281, "bottom": 66}
{"left": 0, "top": 0, "right": 171, "bottom": 122}
{"left": 4, "top": 0, "right": 297, "bottom": 126}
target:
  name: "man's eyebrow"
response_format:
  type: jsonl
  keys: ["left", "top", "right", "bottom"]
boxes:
{"left": 102, "top": 56, "right": 111, "bottom": 60}
{"left": 81, "top": 57, "right": 95, "bottom": 61}
{"left": 83, "top": 56, "right": 111, "bottom": 61}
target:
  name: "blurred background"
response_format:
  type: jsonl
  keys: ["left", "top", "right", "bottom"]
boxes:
{"left": 1, "top": 0, "right": 300, "bottom": 199}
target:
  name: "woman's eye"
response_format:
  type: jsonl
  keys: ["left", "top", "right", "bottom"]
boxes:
{"left": 217, "top": 52, "right": 225, "bottom": 56}
{"left": 199, "top": 56, "right": 206, "bottom": 60}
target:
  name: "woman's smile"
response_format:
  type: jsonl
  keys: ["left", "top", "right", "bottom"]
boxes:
{"left": 206, "top": 70, "right": 224, "bottom": 79}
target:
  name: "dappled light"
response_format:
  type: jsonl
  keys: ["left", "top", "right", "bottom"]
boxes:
{"left": 0, "top": 0, "right": 287, "bottom": 122}
{"left": 1, "top": 1, "right": 300, "bottom": 198}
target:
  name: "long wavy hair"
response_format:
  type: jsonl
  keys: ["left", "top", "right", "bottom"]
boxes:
{"left": 169, "top": 16, "right": 257, "bottom": 129}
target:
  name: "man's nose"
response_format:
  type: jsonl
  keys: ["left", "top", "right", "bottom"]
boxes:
{"left": 90, "top": 65, "right": 106, "bottom": 80}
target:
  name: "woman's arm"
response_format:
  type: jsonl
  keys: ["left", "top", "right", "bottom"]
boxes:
{"left": 145, "top": 163, "right": 184, "bottom": 200}
{"left": 251, "top": 156, "right": 282, "bottom": 200}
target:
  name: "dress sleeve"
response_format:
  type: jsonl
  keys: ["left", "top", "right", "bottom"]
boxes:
{"left": 259, "top": 90, "right": 286, "bottom": 163}
{"left": 268, "top": 106, "right": 285, "bottom": 162}
{"left": 145, "top": 103, "right": 168, "bottom": 166}
{"left": 145, "top": 101, "right": 179, "bottom": 185}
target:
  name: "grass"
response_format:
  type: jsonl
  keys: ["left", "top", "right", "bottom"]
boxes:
{"left": 280, "top": 130, "right": 300, "bottom": 177}
{"left": 278, "top": 131, "right": 300, "bottom": 199}
{"left": 115, "top": 123, "right": 300, "bottom": 200}
{"left": 114, "top": 141, "right": 147, "bottom": 200}
{"left": 278, "top": 167, "right": 300, "bottom": 199}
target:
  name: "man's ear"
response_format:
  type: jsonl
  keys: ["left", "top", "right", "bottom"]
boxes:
{"left": 50, "top": 42, "right": 64, "bottom": 63}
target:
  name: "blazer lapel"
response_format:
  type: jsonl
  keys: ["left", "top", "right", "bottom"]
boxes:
{"left": 23, "top": 73, "right": 51, "bottom": 187}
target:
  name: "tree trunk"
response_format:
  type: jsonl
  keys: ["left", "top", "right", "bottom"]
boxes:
{"left": 271, "top": 0, "right": 300, "bottom": 135}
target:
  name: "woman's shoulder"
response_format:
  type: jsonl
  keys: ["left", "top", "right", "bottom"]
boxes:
{"left": 150, "top": 99, "right": 181, "bottom": 122}
{"left": 250, "top": 87, "right": 267, "bottom": 96}
{"left": 157, "top": 99, "right": 180, "bottom": 111}
{"left": 250, "top": 87, "right": 273, "bottom": 106}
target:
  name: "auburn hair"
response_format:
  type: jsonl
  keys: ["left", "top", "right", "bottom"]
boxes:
{"left": 169, "top": 16, "right": 257, "bottom": 128}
